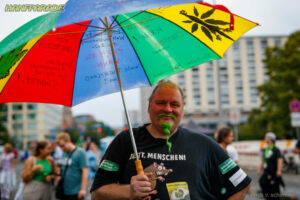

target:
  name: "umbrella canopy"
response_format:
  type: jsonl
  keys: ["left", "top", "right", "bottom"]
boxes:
{"left": 0, "top": 1, "right": 258, "bottom": 174}
{"left": 0, "top": 2, "right": 258, "bottom": 106}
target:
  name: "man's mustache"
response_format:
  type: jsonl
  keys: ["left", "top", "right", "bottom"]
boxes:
{"left": 157, "top": 114, "right": 176, "bottom": 120}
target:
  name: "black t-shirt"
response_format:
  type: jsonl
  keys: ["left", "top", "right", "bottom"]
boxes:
{"left": 91, "top": 125, "right": 251, "bottom": 199}
{"left": 263, "top": 146, "right": 283, "bottom": 174}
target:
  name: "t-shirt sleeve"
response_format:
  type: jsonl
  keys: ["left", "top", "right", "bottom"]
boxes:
{"left": 208, "top": 141, "right": 251, "bottom": 199}
{"left": 78, "top": 149, "right": 89, "bottom": 169}
{"left": 275, "top": 147, "right": 283, "bottom": 159}
{"left": 91, "top": 132, "right": 129, "bottom": 192}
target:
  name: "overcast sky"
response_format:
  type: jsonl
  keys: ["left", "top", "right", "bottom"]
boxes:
{"left": 0, "top": 0, "right": 299, "bottom": 127}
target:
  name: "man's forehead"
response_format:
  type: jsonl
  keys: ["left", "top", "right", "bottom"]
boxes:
{"left": 153, "top": 86, "right": 182, "bottom": 97}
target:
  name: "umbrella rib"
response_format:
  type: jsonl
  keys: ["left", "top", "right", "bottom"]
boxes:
{"left": 46, "top": 30, "right": 103, "bottom": 36}
{"left": 110, "top": 16, "right": 161, "bottom": 31}
{"left": 109, "top": 16, "right": 117, "bottom": 29}
{"left": 111, "top": 10, "right": 146, "bottom": 29}
{"left": 99, "top": 18, "right": 108, "bottom": 28}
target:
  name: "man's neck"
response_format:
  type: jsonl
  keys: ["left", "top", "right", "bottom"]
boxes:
{"left": 146, "top": 124, "right": 177, "bottom": 139}
{"left": 67, "top": 143, "right": 76, "bottom": 153}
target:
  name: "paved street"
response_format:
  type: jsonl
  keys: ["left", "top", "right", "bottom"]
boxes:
{"left": 8, "top": 161, "right": 300, "bottom": 200}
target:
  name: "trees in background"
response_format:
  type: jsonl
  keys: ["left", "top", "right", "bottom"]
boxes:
{"left": 0, "top": 104, "right": 10, "bottom": 144}
{"left": 240, "top": 31, "right": 300, "bottom": 139}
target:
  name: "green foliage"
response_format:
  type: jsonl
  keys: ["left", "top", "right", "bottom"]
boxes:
{"left": 64, "top": 129, "right": 80, "bottom": 144}
{"left": 240, "top": 31, "right": 300, "bottom": 139}
{"left": 0, "top": 104, "right": 10, "bottom": 145}
{"left": 84, "top": 121, "right": 115, "bottom": 144}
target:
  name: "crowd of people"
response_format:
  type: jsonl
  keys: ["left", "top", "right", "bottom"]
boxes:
{"left": 0, "top": 136, "right": 101, "bottom": 200}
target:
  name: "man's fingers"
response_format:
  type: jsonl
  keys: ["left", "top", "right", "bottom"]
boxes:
{"left": 130, "top": 174, "right": 153, "bottom": 199}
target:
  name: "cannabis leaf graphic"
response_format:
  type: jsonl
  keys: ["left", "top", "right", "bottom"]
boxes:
{"left": 0, "top": 44, "right": 27, "bottom": 79}
{"left": 181, "top": 7, "right": 234, "bottom": 42}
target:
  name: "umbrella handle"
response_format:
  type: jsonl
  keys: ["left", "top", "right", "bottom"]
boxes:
{"left": 135, "top": 159, "right": 144, "bottom": 175}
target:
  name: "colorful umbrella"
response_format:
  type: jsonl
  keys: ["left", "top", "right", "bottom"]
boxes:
{"left": 0, "top": 1, "right": 258, "bottom": 174}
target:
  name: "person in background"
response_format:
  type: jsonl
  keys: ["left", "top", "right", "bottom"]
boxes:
{"left": 257, "top": 132, "right": 284, "bottom": 200}
{"left": 0, "top": 143, "right": 15, "bottom": 200}
{"left": 20, "top": 148, "right": 30, "bottom": 163}
{"left": 22, "top": 140, "right": 56, "bottom": 200}
{"left": 51, "top": 142, "right": 63, "bottom": 166}
{"left": 86, "top": 142, "right": 100, "bottom": 200}
{"left": 215, "top": 126, "right": 239, "bottom": 163}
{"left": 56, "top": 132, "right": 88, "bottom": 200}
{"left": 86, "top": 142, "right": 100, "bottom": 180}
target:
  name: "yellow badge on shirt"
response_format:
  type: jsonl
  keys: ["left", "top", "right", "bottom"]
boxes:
{"left": 166, "top": 182, "right": 190, "bottom": 200}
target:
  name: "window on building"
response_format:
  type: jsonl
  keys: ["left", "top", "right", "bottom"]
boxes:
{"left": 233, "top": 42, "right": 240, "bottom": 50}
{"left": 12, "top": 114, "right": 23, "bottom": 120}
{"left": 274, "top": 38, "right": 281, "bottom": 47}
{"left": 192, "top": 74, "right": 199, "bottom": 78}
{"left": 236, "top": 86, "right": 243, "bottom": 90}
{"left": 235, "top": 73, "right": 242, "bottom": 77}
{"left": 192, "top": 67, "right": 199, "bottom": 72}
{"left": 234, "top": 59, "right": 241, "bottom": 64}
{"left": 221, "top": 101, "right": 229, "bottom": 105}
{"left": 1, "top": 115, "right": 7, "bottom": 122}
{"left": 208, "top": 101, "right": 215, "bottom": 105}
{"left": 27, "top": 104, "right": 37, "bottom": 110}
{"left": 27, "top": 113, "right": 37, "bottom": 120}
{"left": 194, "top": 101, "right": 201, "bottom": 106}
{"left": 237, "top": 100, "right": 244, "bottom": 104}
{"left": 251, "top": 98, "right": 258, "bottom": 104}
{"left": 28, "top": 122, "right": 37, "bottom": 130}
{"left": 13, "top": 123, "right": 23, "bottom": 130}
{"left": 261, "top": 39, "right": 268, "bottom": 49}
{"left": 247, "top": 39, "right": 253, "bottom": 46}
{"left": 13, "top": 104, "right": 23, "bottom": 111}
{"left": 1, "top": 105, "right": 8, "bottom": 112}
{"left": 27, "top": 134, "right": 38, "bottom": 140}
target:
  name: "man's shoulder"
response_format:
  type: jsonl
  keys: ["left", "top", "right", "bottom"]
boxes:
{"left": 74, "top": 147, "right": 87, "bottom": 157}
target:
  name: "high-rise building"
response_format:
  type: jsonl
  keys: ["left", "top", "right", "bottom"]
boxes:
{"left": 123, "top": 110, "right": 142, "bottom": 128}
{"left": 140, "top": 35, "right": 288, "bottom": 129}
{"left": 1, "top": 103, "right": 63, "bottom": 147}
{"left": 62, "top": 106, "right": 76, "bottom": 129}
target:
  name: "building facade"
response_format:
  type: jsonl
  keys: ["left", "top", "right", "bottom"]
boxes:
{"left": 123, "top": 109, "right": 143, "bottom": 128}
{"left": 1, "top": 103, "right": 63, "bottom": 148}
{"left": 140, "top": 35, "right": 288, "bottom": 130}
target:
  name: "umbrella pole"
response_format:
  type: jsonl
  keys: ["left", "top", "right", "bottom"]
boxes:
{"left": 104, "top": 17, "right": 144, "bottom": 175}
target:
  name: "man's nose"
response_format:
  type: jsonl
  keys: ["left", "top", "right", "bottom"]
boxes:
{"left": 162, "top": 103, "right": 172, "bottom": 112}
